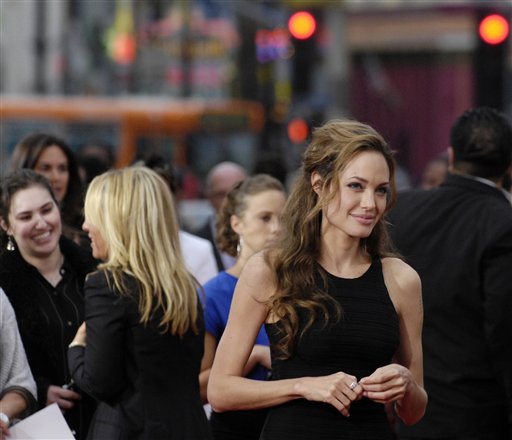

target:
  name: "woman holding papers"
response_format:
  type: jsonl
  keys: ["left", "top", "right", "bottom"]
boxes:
{"left": 0, "top": 287, "right": 37, "bottom": 439}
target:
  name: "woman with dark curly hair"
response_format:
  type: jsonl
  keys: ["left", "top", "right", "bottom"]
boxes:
{"left": 200, "top": 174, "right": 286, "bottom": 440}
{"left": 9, "top": 133, "right": 85, "bottom": 244}
{"left": 208, "top": 119, "right": 427, "bottom": 440}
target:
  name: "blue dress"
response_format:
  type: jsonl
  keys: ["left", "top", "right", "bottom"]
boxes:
{"left": 261, "top": 259, "right": 400, "bottom": 439}
{"left": 204, "top": 271, "right": 270, "bottom": 440}
{"left": 204, "top": 270, "right": 269, "bottom": 381}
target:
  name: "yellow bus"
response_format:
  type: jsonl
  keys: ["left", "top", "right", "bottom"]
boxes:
{"left": 0, "top": 95, "right": 265, "bottom": 178}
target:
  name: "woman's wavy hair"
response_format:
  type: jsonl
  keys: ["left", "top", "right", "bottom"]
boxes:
{"left": 216, "top": 174, "right": 285, "bottom": 257}
{"left": 266, "top": 119, "right": 398, "bottom": 358}
{"left": 9, "top": 133, "right": 84, "bottom": 231}
{"left": 0, "top": 169, "right": 59, "bottom": 251}
{"left": 84, "top": 167, "right": 199, "bottom": 336}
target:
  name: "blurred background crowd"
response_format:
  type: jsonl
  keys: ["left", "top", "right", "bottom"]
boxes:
{"left": 1, "top": 0, "right": 510, "bottom": 228}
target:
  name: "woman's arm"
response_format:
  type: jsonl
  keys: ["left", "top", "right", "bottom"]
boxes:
{"left": 359, "top": 258, "right": 427, "bottom": 425}
{"left": 0, "top": 392, "right": 26, "bottom": 439}
{"left": 0, "top": 391, "right": 26, "bottom": 421}
{"left": 199, "top": 332, "right": 217, "bottom": 403}
{"left": 200, "top": 326, "right": 270, "bottom": 404}
{"left": 244, "top": 345, "right": 271, "bottom": 373}
{"left": 68, "top": 271, "right": 128, "bottom": 405}
{"left": 0, "top": 289, "right": 37, "bottom": 438}
{"left": 208, "top": 253, "right": 362, "bottom": 417}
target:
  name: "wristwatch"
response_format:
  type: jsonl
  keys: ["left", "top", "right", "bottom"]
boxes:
{"left": 0, "top": 412, "right": 10, "bottom": 427}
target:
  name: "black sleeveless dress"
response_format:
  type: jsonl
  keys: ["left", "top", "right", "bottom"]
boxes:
{"left": 262, "top": 259, "right": 399, "bottom": 439}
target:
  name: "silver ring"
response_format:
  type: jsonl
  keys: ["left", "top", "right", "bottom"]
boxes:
{"left": 349, "top": 381, "right": 358, "bottom": 390}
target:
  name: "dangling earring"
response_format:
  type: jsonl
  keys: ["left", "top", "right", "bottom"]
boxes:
{"left": 6, "top": 235, "right": 15, "bottom": 251}
{"left": 236, "top": 237, "right": 243, "bottom": 256}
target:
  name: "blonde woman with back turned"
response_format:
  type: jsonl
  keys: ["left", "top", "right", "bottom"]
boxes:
{"left": 68, "top": 167, "right": 212, "bottom": 439}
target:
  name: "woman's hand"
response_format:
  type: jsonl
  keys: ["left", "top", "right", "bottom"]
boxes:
{"left": 46, "top": 385, "right": 81, "bottom": 411}
{"left": 359, "top": 363, "right": 413, "bottom": 405}
{"left": 294, "top": 372, "right": 363, "bottom": 417}
{"left": 243, "top": 345, "right": 271, "bottom": 376}
{"left": 0, "top": 419, "right": 9, "bottom": 440}
{"left": 71, "top": 322, "right": 87, "bottom": 346}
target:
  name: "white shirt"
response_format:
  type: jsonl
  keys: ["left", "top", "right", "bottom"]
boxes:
{"left": 0, "top": 287, "right": 37, "bottom": 401}
{"left": 179, "top": 231, "right": 218, "bottom": 285}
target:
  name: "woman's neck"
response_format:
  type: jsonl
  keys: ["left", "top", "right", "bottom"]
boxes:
{"left": 22, "top": 247, "right": 64, "bottom": 287}
{"left": 318, "top": 233, "right": 369, "bottom": 278}
{"left": 226, "top": 250, "right": 253, "bottom": 278}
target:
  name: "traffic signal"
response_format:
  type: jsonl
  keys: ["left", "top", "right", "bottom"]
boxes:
{"left": 111, "top": 34, "right": 136, "bottom": 65}
{"left": 474, "top": 11, "right": 510, "bottom": 109}
{"left": 288, "top": 10, "right": 319, "bottom": 97}
{"left": 287, "top": 117, "right": 309, "bottom": 144}
{"left": 288, "top": 11, "right": 316, "bottom": 40}
{"left": 478, "top": 13, "right": 509, "bottom": 45}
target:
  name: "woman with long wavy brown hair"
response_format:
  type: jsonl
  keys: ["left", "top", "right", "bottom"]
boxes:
{"left": 208, "top": 119, "right": 427, "bottom": 440}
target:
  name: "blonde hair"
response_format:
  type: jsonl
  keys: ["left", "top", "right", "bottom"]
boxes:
{"left": 267, "top": 119, "right": 398, "bottom": 358}
{"left": 84, "top": 167, "right": 199, "bottom": 336}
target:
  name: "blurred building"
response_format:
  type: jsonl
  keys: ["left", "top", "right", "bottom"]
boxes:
{"left": 1, "top": 0, "right": 511, "bottom": 183}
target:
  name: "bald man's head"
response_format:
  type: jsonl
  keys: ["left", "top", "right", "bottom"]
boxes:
{"left": 205, "top": 161, "right": 247, "bottom": 213}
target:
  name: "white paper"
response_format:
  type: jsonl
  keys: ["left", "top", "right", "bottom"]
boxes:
{"left": 7, "top": 403, "right": 75, "bottom": 439}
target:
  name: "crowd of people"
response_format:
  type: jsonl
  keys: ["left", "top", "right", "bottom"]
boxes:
{"left": 0, "top": 106, "right": 510, "bottom": 440}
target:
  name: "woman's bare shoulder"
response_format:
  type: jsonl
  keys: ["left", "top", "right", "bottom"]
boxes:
{"left": 382, "top": 257, "right": 420, "bottom": 287}
{"left": 238, "top": 251, "right": 276, "bottom": 303}
{"left": 381, "top": 257, "right": 422, "bottom": 312}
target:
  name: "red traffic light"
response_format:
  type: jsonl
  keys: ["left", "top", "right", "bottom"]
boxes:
{"left": 287, "top": 118, "right": 309, "bottom": 144}
{"left": 288, "top": 11, "right": 316, "bottom": 40}
{"left": 479, "top": 14, "right": 510, "bottom": 45}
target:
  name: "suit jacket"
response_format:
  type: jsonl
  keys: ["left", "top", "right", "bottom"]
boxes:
{"left": 68, "top": 270, "right": 212, "bottom": 440}
{"left": 388, "top": 174, "right": 512, "bottom": 439}
{"left": 194, "top": 217, "right": 225, "bottom": 271}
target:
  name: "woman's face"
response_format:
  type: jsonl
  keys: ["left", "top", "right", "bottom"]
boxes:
{"left": 320, "top": 151, "right": 390, "bottom": 240}
{"left": 5, "top": 185, "right": 62, "bottom": 259}
{"left": 232, "top": 189, "right": 286, "bottom": 257}
{"left": 82, "top": 220, "right": 108, "bottom": 260}
{"left": 34, "top": 145, "right": 70, "bottom": 202}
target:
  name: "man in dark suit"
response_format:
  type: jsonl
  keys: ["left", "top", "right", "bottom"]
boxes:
{"left": 389, "top": 107, "right": 512, "bottom": 440}
{"left": 195, "top": 161, "right": 247, "bottom": 271}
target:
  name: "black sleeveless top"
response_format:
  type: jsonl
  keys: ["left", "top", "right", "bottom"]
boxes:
{"left": 262, "top": 258, "right": 399, "bottom": 439}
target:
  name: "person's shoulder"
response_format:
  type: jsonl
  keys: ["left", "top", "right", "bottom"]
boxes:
{"left": 389, "top": 189, "right": 433, "bottom": 219}
{"left": 381, "top": 257, "right": 421, "bottom": 299}
{"left": 192, "top": 220, "right": 212, "bottom": 239}
{"left": 0, "top": 287, "right": 14, "bottom": 318}
{"left": 85, "top": 268, "right": 128, "bottom": 289}
{"left": 60, "top": 235, "right": 97, "bottom": 273}
{"left": 85, "top": 269, "right": 137, "bottom": 301}
{"left": 203, "top": 271, "right": 234, "bottom": 292}
{"left": 382, "top": 257, "right": 419, "bottom": 280}
{"left": 238, "top": 251, "right": 275, "bottom": 302}
{"left": 179, "top": 230, "right": 214, "bottom": 252}
{"left": 393, "top": 188, "right": 432, "bottom": 206}
{"left": 243, "top": 251, "right": 273, "bottom": 274}
{"left": 0, "top": 246, "right": 24, "bottom": 273}
{"left": 85, "top": 269, "right": 110, "bottom": 288}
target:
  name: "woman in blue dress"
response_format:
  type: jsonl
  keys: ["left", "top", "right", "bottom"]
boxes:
{"left": 200, "top": 174, "right": 287, "bottom": 440}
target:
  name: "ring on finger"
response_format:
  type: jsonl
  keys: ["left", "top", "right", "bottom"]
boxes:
{"left": 349, "top": 381, "right": 358, "bottom": 390}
